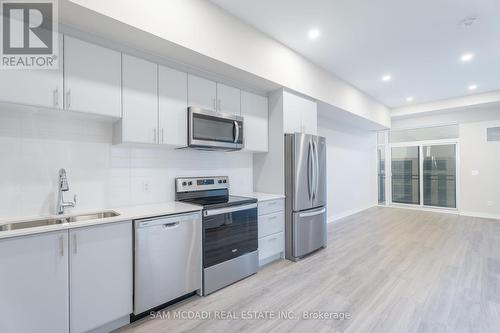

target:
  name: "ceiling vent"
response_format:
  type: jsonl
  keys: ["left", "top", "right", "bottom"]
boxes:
{"left": 460, "top": 16, "right": 479, "bottom": 28}
{"left": 487, "top": 127, "right": 500, "bottom": 142}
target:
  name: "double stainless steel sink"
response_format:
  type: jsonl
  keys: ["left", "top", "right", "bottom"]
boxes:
{"left": 0, "top": 211, "right": 120, "bottom": 232}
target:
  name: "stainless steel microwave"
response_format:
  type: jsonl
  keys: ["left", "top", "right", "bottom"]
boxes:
{"left": 188, "top": 107, "right": 244, "bottom": 150}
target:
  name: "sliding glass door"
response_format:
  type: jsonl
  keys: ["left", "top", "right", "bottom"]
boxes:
{"left": 391, "top": 146, "right": 420, "bottom": 205}
{"left": 423, "top": 144, "right": 456, "bottom": 208}
{"left": 377, "top": 146, "right": 386, "bottom": 204}
{"left": 389, "top": 144, "right": 457, "bottom": 209}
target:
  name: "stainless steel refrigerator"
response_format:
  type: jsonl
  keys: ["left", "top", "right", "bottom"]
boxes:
{"left": 284, "top": 133, "right": 327, "bottom": 261}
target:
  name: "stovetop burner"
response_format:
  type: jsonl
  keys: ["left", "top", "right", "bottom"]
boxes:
{"left": 174, "top": 176, "right": 257, "bottom": 209}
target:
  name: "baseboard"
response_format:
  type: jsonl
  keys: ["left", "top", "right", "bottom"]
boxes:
{"left": 387, "top": 204, "right": 459, "bottom": 215}
{"left": 328, "top": 204, "right": 377, "bottom": 223}
{"left": 460, "top": 211, "right": 500, "bottom": 220}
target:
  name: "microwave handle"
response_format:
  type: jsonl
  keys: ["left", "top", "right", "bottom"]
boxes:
{"left": 233, "top": 121, "right": 239, "bottom": 143}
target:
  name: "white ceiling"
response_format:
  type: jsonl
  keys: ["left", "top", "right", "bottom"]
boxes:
{"left": 210, "top": 0, "right": 500, "bottom": 108}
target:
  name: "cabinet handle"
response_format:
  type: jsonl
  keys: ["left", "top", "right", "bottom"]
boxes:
{"left": 268, "top": 237, "right": 278, "bottom": 242}
{"left": 268, "top": 216, "right": 277, "bottom": 220}
{"left": 73, "top": 234, "right": 77, "bottom": 254}
{"left": 59, "top": 236, "right": 64, "bottom": 257}
{"left": 65, "top": 89, "right": 71, "bottom": 109}
{"left": 153, "top": 128, "right": 157, "bottom": 144}
{"left": 218, "top": 99, "right": 221, "bottom": 111}
{"left": 161, "top": 128, "right": 164, "bottom": 144}
{"left": 53, "top": 88, "right": 59, "bottom": 107}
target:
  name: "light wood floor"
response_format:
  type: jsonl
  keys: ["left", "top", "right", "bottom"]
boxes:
{"left": 117, "top": 207, "right": 500, "bottom": 333}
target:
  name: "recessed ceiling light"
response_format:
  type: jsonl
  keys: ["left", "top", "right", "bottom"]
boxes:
{"left": 382, "top": 74, "right": 392, "bottom": 82}
{"left": 468, "top": 84, "right": 478, "bottom": 91}
{"left": 308, "top": 29, "right": 320, "bottom": 40}
{"left": 461, "top": 53, "right": 474, "bottom": 62}
{"left": 406, "top": 97, "right": 414, "bottom": 102}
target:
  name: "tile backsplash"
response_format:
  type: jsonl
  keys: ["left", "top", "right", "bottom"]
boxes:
{"left": 0, "top": 108, "right": 253, "bottom": 219}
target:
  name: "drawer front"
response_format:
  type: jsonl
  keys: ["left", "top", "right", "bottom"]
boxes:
{"left": 258, "top": 199, "right": 284, "bottom": 216}
{"left": 258, "top": 232, "right": 284, "bottom": 260}
{"left": 258, "top": 211, "right": 284, "bottom": 238}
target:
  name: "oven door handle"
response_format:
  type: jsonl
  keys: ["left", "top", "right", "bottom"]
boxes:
{"left": 204, "top": 203, "right": 257, "bottom": 217}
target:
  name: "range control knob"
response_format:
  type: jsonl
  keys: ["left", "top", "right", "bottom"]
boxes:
{"left": 188, "top": 181, "right": 193, "bottom": 186}
{"left": 182, "top": 181, "right": 187, "bottom": 186}
{"left": 223, "top": 180, "right": 227, "bottom": 183}
{"left": 218, "top": 180, "right": 223, "bottom": 184}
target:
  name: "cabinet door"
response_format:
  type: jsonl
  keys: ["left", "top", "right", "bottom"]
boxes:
{"left": 159, "top": 66, "right": 188, "bottom": 146}
{"left": 301, "top": 99, "right": 318, "bottom": 135}
{"left": 122, "top": 54, "right": 158, "bottom": 144}
{"left": 0, "top": 34, "right": 63, "bottom": 108}
{"left": 64, "top": 36, "right": 121, "bottom": 117}
{"left": 69, "top": 222, "right": 132, "bottom": 333}
{"left": 188, "top": 74, "right": 216, "bottom": 111}
{"left": 217, "top": 83, "right": 241, "bottom": 115}
{"left": 283, "top": 91, "right": 317, "bottom": 135}
{"left": 241, "top": 91, "right": 268, "bottom": 152}
{"left": 282, "top": 91, "right": 303, "bottom": 134}
{"left": 0, "top": 231, "right": 69, "bottom": 333}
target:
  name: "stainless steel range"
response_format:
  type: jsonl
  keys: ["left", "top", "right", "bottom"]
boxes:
{"left": 175, "top": 176, "right": 258, "bottom": 295}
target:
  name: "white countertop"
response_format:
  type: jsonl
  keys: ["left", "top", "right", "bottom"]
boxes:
{"left": 0, "top": 201, "right": 202, "bottom": 240}
{"left": 236, "top": 192, "right": 285, "bottom": 202}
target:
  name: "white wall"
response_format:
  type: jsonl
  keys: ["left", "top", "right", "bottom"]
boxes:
{"left": 318, "top": 121, "right": 378, "bottom": 222}
{"left": 459, "top": 120, "right": 500, "bottom": 218}
{"left": 64, "top": 0, "right": 390, "bottom": 128}
{"left": 392, "top": 107, "right": 500, "bottom": 218}
{"left": 0, "top": 109, "right": 253, "bottom": 219}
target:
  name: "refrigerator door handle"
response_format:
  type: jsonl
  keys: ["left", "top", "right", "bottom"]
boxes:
{"left": 299, "top": 207, "right": 326, "bottom": 218}
{"left": 311, "top": 139, "right": 317, "bottom": 201}
{"left": 314, "top": 140, "right": 319, "bottom": 201}
{"left": 307, "top": 140, "right": 313, "bottom": 201}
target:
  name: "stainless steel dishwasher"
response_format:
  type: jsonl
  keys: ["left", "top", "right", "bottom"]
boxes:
{"left": 133, "top": 211, "right": 202, "bottom": 316}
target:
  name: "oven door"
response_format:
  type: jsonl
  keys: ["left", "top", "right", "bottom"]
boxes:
{"left": 203, "top": 203, "right": 257, "bottom": 268}
{"left": 188, "top": 107, "right": 244, "bottom": 150}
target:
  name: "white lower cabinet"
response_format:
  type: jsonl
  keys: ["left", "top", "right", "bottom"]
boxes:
{"left": 0, "top": 231, "right": 69, "bottom": 333}
{"left": 257, "top": 199, "right": 285, "bottom": 266}
{"left": 69, "top": 221, "right": 132, "bottom": 333}
{"left": 0, "top": 222, "right": 132, "bottom": 333}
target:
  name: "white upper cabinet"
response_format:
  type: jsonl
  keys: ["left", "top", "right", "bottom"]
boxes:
{"left": 283, "top": 90, "right": 317, "bottom": 135}
{"left": 188, "top": 74, "right": 217, "bottom": 111}
{"left": 159, "top": 65, "right": 188, "bottom": 146}
{"left": 0, "top": 231, "right": 69, "bottom": 333}
{"left": 64, "top": 36, "right": 122, "bottom": 117}
{"left": 0, "top": 34, "right": 63, "bottom": 109}
{"left": 241, "top": 91, "right": 268, "bottom": 152}
{"left": 69, "top": 222, "right": 132, "bottom": 333}
{"left": 121, "top": 54, "right": 158, "bottom": 144}
{"left": 217, "top": 83, "right": 241, "bottom": 115}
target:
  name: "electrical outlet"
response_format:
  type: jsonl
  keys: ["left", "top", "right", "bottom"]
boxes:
{"left": 143, "top": 181, "right": 150, "bottom": 193}
{"left": 471, "top": 170, "right": 479, "bottom": 176}
{"left": 487, "top": 201, "right": 494, "bottom": 207}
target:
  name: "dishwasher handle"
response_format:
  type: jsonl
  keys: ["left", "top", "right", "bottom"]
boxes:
{"left": 162, "top": 222, "right": 179, "bottom": 229}
{"left": 135, "top": 212, "right": 200, "bottom": 228}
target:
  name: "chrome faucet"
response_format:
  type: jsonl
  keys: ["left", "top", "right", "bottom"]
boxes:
{"left": 57, "top": 168, "right": 77, "bottom": 215}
